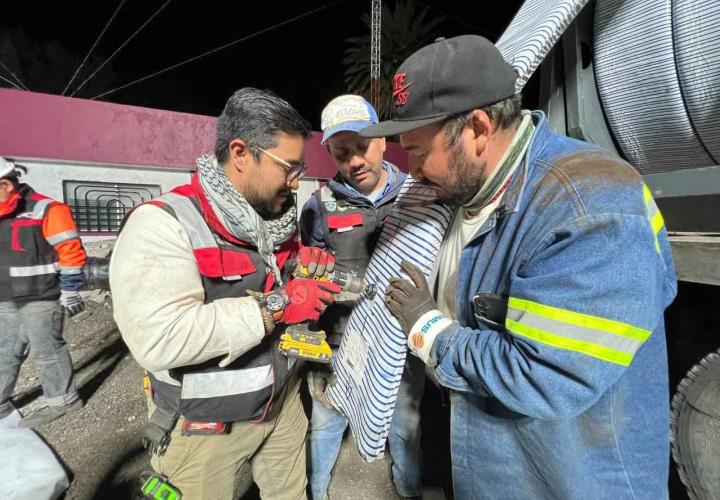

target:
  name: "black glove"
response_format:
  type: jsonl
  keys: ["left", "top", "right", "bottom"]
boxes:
{"left": 60, "top": 290, "right": 85, "bottom": 317}
{"left": 385, "top": 260, "right": 438, "bottom": 336}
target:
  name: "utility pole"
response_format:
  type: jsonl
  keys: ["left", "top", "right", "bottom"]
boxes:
{"left": 370, "top": 0, "right": 381, "bottom": 111}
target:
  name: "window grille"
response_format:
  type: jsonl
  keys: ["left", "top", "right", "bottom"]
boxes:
{"left": 63, "top": 181, "right": 161, "bottom": 233}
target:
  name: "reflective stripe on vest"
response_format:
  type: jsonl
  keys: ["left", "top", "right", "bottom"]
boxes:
{"left": 161, "top": 192, "right": 218, "bottom": 249}
{"left": 160, "top": 192, "right": 253, "bottom": 281}
{"left": 506, "top": 297, "right": 651, "bottom": 366}
{"left": 152, "top": 365, "right": 275, "bottom": 398}
{"left": 9, "top": 262, "right": 59, "bottom": 277}
{"left": 15, "top": 198, "right": 54, "bottom": 220}
{"left": 181, "top": 364, "right": 274, "bottom": 399}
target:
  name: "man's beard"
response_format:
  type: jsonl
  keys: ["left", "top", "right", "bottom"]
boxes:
{"left": 436, "top": 144, "right": 485, "bottom": 206}
{"left": 244, "top": 183, "right": 293, "bottom": 220}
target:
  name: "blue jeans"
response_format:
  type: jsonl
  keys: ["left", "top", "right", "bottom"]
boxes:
{"left": 0, "top": 300, "right": 79, "bottom": 407}
{"left": 308, "top": 355, "right": 425, "bottom": 499}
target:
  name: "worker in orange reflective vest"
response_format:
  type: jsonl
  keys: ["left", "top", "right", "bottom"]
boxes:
{"left": 0, "top": 158, "right": 86, "bottom": 427}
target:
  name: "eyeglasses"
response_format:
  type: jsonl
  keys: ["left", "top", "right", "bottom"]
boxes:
{"left": 249, "top": 144, "right": 307, "bottom": 185}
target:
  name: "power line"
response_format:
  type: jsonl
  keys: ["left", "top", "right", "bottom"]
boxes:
{"left": 0, "top": 58, "right": 28, "bottom": 90}
{"left": 62, "top": 0, "right": 128, "bottom": 96}
{"left": 90, "top": 0, "right": 347, "bottom": 101}
{"left": 70, "top": 0, "right": 173, "bottom": 97}
{"left": 0, "top": 73, "right": 21, "bottom": 90}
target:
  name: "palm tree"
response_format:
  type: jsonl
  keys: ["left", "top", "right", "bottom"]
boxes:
{"left": 343, "top": 0, "right": 445, "bottom": 119}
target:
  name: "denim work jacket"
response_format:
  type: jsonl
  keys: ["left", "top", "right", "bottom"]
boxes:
{"left": 429, "top": 112, "right": 677, "bottom": 499}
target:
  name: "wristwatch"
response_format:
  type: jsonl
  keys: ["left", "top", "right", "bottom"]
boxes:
{"left": 263, "top": 291, "right": 287, "bottom": 316}
{"left": 248, "top": 290, "right": 288, "bottom": 334}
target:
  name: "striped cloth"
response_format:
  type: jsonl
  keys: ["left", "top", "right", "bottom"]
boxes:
{"left": 327, "top": 0, "right": 591, "bottom": 462}
{"left": 496, "top": 0, "right": 590, "bottom": 91}
{"left": 325, "top": 178, "right": 453, "bottom": 461}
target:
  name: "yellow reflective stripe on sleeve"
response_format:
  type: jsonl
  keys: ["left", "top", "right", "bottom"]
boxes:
{"left": 506, "top": 297, "right": 651, "bottom": 366}
{"left": 506, "top": 318, "right": 633, "bottom": 366}
{"left": 643, "top": 184, "right": 664, "bottom": 252}
{"left": 651, "top": 208, "right": 664, "bottom": 234}
{"left": 645, "top": 197, "right": 664, "bottom": 234}
{"left": 508, "top": 297, "right": 651, "bottom": 342}
{"left": 643, "top": 184, "right": 653, "bottom": 203}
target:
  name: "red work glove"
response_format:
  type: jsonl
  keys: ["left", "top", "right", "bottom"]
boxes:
{"left": 299, "top": 246, "right": 335, "bottom": 278}
{"left": 281, "top": 278, "right": 342, "bottom": 324}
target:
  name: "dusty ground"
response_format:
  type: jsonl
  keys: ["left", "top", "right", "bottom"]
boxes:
{"left": 11, "top": 297, "right": 148, "bottom": 499}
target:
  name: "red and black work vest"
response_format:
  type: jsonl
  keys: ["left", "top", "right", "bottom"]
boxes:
{"left": 315, "top": 186, "right": 395, "bottom": 343}
{"left": 0, "top": 186, "right": 61, "bottom": 302}
{"left": 139, "top": 187, "right": 297, "bottom": 423}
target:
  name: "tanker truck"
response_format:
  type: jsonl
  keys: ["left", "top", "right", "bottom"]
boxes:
{"left": 521, "top": 1, "right": 719, "bottom": 497}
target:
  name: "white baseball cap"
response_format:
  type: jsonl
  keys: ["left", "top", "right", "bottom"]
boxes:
{"left": 320, "top": 95, "right": 379, "bottom": 144}
{"left": 0, "top": 158, "right": 16, "bottom": 179}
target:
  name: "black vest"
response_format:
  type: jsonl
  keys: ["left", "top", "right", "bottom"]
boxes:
{"left": 0, "top": 186, "right": 60, "bottom": 302}
{"left": 142, "top": 191, "right": 295, "bottom": 422}
{"left": 315, "top": 186, "right": 395, "bottom": 342}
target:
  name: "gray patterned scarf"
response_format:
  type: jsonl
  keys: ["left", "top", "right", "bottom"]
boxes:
{"left": 196, "top": 154, "right": 296, "bottom": 285}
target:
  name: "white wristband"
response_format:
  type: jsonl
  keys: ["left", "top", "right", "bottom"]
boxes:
{"left": 407, "top": 309, "right": 452, "bottom": 365}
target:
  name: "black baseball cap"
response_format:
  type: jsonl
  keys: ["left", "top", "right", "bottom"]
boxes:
{"left": 360, "top": 35, "right": 517, "bottom": 138}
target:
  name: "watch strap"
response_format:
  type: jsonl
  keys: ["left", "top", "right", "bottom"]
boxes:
{"left": 259, "top": 307, "right": 276, "bottom": 335}
{"left": 248, "top": 290, "right": 277, "bottom": 335}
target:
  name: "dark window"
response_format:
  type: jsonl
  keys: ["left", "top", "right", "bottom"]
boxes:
{"left": 63, "top": 181, "right": 161, "bottom": 233}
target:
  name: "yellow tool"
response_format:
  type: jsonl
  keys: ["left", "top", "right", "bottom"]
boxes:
{"left": 277, "top": 263, "right": 376, "bottom": 363}
{"left": 279, "top": 324, "right": 333, "bottom": 363}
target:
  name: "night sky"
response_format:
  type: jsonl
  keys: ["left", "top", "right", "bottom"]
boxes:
{"left": 2, "top": 0, "right": 523, "bottom": 129}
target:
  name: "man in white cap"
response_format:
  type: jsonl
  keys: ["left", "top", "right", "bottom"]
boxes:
{"left": 300, "top": 95, "right": 424, "bottom": 500}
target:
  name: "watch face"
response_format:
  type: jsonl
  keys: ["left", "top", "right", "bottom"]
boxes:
{"left": 265, "top": 293, "right": 286, "bottom": 312}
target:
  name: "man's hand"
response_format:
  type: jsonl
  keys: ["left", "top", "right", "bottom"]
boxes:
{"left": 281, "top": 278, "right": 342, "bottom": 324}
{"left": 60, "top": 290, "right": 85, "bottom": 317}
{"left": 385, "top": 260, "right": 437, "bottom": 335}
{"left": 307, "top": 370, "right": 336, "bottom": 410}
{"left": 299, "top": 246, "right": 335, "bottom": 279}
{"left": 386, "top": 260, "right": 452, "bottom": 365}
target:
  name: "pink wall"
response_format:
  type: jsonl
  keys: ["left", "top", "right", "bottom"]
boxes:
{"left": 0, "top": 88, "right": 407, "bottom": 178}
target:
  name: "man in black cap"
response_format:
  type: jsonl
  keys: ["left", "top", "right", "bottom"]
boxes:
{"left": 364, "top": 35, "right": 676, "bottom": 499}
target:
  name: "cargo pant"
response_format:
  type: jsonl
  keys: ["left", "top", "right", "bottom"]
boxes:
{"left": 0, "top": 300, "right": 79, "bottom": 408}
{"left": 150, "top": 379, "right": 308, "bottom": 500}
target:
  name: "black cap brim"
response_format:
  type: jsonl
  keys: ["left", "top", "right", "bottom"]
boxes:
{"left": 359, "top": 115, "right": 448, "bottom": 138}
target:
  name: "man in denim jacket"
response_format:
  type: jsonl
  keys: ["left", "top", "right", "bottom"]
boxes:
{"left": 362, "top": 35, "right": 676, "bottom": 499}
